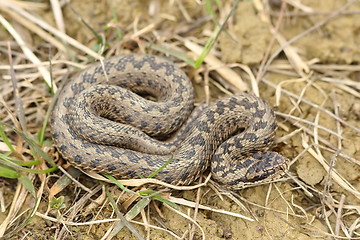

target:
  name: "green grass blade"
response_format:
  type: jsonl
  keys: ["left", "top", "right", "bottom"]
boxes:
{"left": 147, "top": 155, "right": 173, "bottom": 179}
{"left": 138, "top": 189, "right": 158, "bottom": 196}
{"left": 193, "top": 0, "right": 240, "bottom": 67}
{"left": 103, "top": 173, "right": 141, "bottom": 197}
{"left": 139, "top": 189, "right": 179, "bottom": 209}
{"left": 124, "top": 198, "right": 151, "bottom": 220}
{"left": 38, "top": 69, "right": 62, "bottom": 145}
{"left": 0, "top": 152, "right": 41, "bottom": 167}
{"left": 18, "top": 175, "right": 37, "bottom": 198}
{"left": 151, "top": 195, "right": 179, "bottom": 210}
{"left": 0, "top": 121, "right": 15, "bottom": 152}
{"left": 205, "top": 0, "right": 222, "bottom": 20}
{"left": 37, "top": 97, "right": 53, "bottom": 146}
{"left": 16, "top": 131, "right": 57, "bottom": 168}
{"left": 0, "top": 157, "right": 56, "bottom": 174}
{"left": 106, "top": 189, "right": 145, "bottom": 240}
{"left": 1, "top": 121, "right": 57, "bottom": 168}
{"left": 9, "top": 159, "right": 41, "bottom": 167}
{"left": 106, "top": 8, "right": 124, "bottom": 41}
{"left": 150, "top": 44, "right": 196, "bottom": 66}
{"left": 0, "top": 165, "right": 20, "bottom": 178}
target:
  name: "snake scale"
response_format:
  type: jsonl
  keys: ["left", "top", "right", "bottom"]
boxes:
{"left": 51, "top": 54, "right": 289, "bottom": 189}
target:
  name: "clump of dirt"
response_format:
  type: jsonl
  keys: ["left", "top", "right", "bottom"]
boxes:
{"left": 219, "top": 1, "right": 272, "bottom": 65}
{"left": 286, "top": 0, "right": 360, "bottom": 64}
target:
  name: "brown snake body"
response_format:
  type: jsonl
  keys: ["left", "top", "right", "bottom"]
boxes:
{"left": 51, "top": 54, "right": 289, "bottom": 189}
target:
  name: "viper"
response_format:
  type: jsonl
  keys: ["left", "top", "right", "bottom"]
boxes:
{"left": 51, "top": 54, "right": 288, "bottom": 189}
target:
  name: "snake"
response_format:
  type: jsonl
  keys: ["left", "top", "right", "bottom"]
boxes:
{"left": 51, "top": 54, "right": 289, "bottom": 189}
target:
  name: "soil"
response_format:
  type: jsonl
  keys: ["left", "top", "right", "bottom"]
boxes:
{"left": 0, "top": 0, "right": 359, "bottom": 239}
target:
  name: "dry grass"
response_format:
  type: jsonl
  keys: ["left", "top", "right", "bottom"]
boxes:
{"left": 0, "top": 0, "right": 360, "bottom": 239}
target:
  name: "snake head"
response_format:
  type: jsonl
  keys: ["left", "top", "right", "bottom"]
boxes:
{"left": 211, "top": 151, "right": 289, "bottom": 189}
{"left": 241, "top": 151, "right": 289, "bottom": 184}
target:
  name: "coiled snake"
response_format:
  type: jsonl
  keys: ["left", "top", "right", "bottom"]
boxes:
{"left": 51, "top": 54, "right": 288, "bottom": 189}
